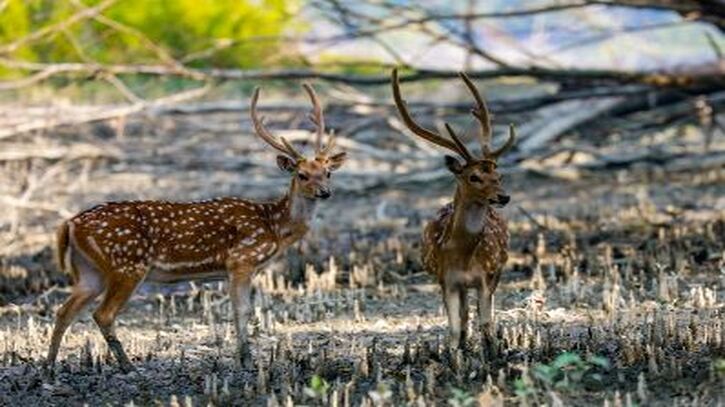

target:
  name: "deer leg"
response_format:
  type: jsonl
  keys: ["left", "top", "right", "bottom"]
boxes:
{"left": 477, "top": 281, "right": 494, "bottom": 336}
{"left": 478, "top": 277, "right": 499, "bottom": 359}
{"left": 229, "top": 269, "right": 254, "bottom": 366}
{"left": 459, "top": 288, "right": 469, "bottom": 348}
{"left": 47, "top": 289, "right": 98, "bottom": 368}
{"left": 443, "top": 282, "right": 462, "bottom": 349}
{"left": 93, "top": 270, "right": 144, "bottom": 372}
{"left": 47, "top": 249, "right": 104, "bottom": 369}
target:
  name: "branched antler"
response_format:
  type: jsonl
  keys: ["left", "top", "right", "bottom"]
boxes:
{"left": 250, "top": 87, "right": 303, "bottom": 160}
{"left": 392, "top": 68, "right": 515, "bottom": 162}
{"left": 459, "top": 72, "right": 516, "bottom": 159}
{"left": 391, "top": 68, "right": 472, "bottom": 161}
{"left": 459, "top": 72, "right": 492, "bottom": 154}
{"left": 302, "top": 83, "right": 325, "bottom": 152}
{"left": 491, "top": 124, "right": 516, "bottom": 158}
{"left": 302, "top": 82, "right": 338, "bottom": 156}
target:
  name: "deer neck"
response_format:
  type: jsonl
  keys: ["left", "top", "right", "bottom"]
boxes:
{"left": 266, "top": 180, "right": 317, "bottom": 248}
{"left": 449, "top": 187, "right": 488, "bottom": 249}
{"left": 284, "top": 178, "right": 318, "bottom": 226}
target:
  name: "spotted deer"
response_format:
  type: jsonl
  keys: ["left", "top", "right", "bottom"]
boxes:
{"left": 47, "top": 84, "right": 347, "bottom": 371}
{"left": 391, "top": 68, "right": 515, "bottom": 348}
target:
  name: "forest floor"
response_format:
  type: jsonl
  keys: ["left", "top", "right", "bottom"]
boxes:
{"left": 0, "top": 109, "right": 723, "bottom": 406}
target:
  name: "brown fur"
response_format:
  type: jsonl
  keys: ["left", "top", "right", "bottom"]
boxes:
{"left": 391, "top": 68, "right": 515, "bottom": 348}
{"left": 46, "top": 84, "right": 346, "bottom": 371}
{"left": 423, "top": 202, "right": 508, "bottom": 287}
{"left": 419, "top": 159, "right": 511, "bottom": 348}
{"left": 54, "top": 221, "right": 74, "bottom": 282}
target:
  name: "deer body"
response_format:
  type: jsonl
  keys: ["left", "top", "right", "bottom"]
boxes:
{"left": 422, "top": 196, "right": 509, "bottom": 347}
{"left": 424, "top": 199, "right": 508, "bottom": 286}
{"left": 63, "top": 193, "right": 312, "bottom": 284}
{"left": 47, "top": 84, "right": 346, "bottom": 371}
{"left": 392, "top": 68, "right": 514, "bottom": 348}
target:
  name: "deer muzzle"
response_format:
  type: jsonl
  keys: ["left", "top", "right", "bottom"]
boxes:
{"left": 492, "top": 194, "right": 510, "bottom": 207}
{"left": 315, "top": 187, "right": 331, "bottom": 200}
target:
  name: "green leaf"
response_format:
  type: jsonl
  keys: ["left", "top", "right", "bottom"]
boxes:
{"left": 450, "top": 388, "right": 464, "bottom": 398}
{"left": 553, "top": 352, "right": 583, "bottom": 369}
{"left": 715, "top": 359, "right": 725, "bottom": 373}
{"left": 514, "top": 378, "right": 534, "bottom": 396}
{"left": 588, "top": 355, "right": 611, "bottom": 369}
{"left": 554, "top": 376, "right": 570, "bottom": 390}
{"left": 310, "top": 374, "right": 328, "bottom": 393}
{"left": 533, "top": 364, "right": 557, "bottom": 384}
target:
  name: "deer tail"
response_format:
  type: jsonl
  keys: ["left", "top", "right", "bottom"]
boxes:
{"left": 55, "top": 221, "right": 78, "bottom": 283}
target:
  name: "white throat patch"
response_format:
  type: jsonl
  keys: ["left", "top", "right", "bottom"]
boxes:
{"left": 290, "top": 196, "right": 318, "bottom": 223}
{"left": 463, "top": 204, "right": 486, "bottom": 234}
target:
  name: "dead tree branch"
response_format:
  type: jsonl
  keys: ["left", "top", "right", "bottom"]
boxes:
{"left": 1, "top": 58, "right": 721, "bottom": 88}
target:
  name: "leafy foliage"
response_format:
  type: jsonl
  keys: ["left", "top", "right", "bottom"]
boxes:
{"left": 532, "top": 352, "right": 610, "bottom": 390}
{"left": 447, "top": 387, "right": 476, "bottom": 407}
{"left": 715, "top": 359, "right": 725, "bottom": 376}
{"left": 303, "top": 374, "right": 330, "bottom": 401}
{"left": 0, "top": 0, "right": 301, "bottom": 77}
{"left": 515, "top": 352, "right": 611, "bottom": 404}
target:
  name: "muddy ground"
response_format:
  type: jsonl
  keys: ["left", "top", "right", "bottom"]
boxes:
{"left": 0, "top": 109, "right": 723, "bottom": 406}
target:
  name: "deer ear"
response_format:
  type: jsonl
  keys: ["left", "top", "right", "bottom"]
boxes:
{"left": 444, "top": 155, "right": 463, "bottom": 174}
{"left": 327, "top": 152, "right": 347, "bottom": 171}
{"left": 277, "top": 155, "right": 297, "bottom": 173}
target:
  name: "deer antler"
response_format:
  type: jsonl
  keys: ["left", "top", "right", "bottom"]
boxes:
{"left": 444, "top": 123, "right": 473, "bottom": 158}
{"left": 459, "top": 72, "right": 516, "bottom": 160}
{"left": 320, "top": 131, "right": 337, "bottom": 156}
{"left": 250, "top": 87, "right": 303, "bottom": 160}
{"left": 301, "top": 83, "right": 326, "bottom": 153}
{"left": 391, "top": 68, "right": 472, "bottom": 161}
{"left": 490, "top": 124, "right": 516, "bottom": 159}
{"left": 459, "top": 72, "right": 492, "bottom": 155}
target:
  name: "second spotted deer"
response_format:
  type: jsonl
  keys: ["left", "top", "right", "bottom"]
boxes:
{"left": 47, "top": 84, "right": 346, "bottom": 371}
{"left": 391, "top": 68, "right": 515, "bottom": 349}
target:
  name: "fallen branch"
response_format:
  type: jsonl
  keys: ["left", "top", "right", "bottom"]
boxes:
{"left": 1, "top": 58, "right": 722, "bottom": 88}
{"left": 0, "top": 83, "right": 210, "bottom": 139}
{"left": 517, "top": 97, "right": 624, "bottom": 153}
{"left": 0, "top": 196, "right": 72, "bottom": 217}
{"left": 0, "top": 142, "right": 121, "bottom": 161}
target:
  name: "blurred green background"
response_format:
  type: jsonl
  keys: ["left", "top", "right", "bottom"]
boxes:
{"left": 2, "top": 0, "right": 722, "bottom": 80}
{"left": 0, "top": 0, "right": 300, "bottom": 77}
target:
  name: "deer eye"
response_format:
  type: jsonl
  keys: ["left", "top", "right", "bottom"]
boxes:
{"left": 469, "top": 175, "right": 482, "bottom": 183}
{"left": 298, "top": 173, "right": 309, "bottom": 181}
{"left": 326, "top": 171, "right": 331, "bottom": 178}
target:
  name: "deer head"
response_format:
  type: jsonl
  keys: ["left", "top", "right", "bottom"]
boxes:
{"left": 391, "top": 68, "right": 515, "bottom": 207}
{"left": 251, "top": 83, "right": 347, "bottom": 200}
